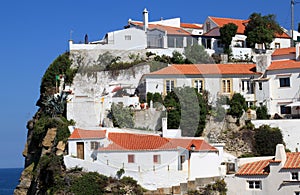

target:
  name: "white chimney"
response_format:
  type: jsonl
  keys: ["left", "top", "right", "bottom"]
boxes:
{"left": 143, "top": 8, "right": 149, "bottom": 32}
{"left": 296, "top": 42, "right": 300, "bottom": 61}
{"left": 275, "top": 144, "right": 286, "bottom": 164}
{"left": 162, "top": 117, "right": 167, "bottom": 137}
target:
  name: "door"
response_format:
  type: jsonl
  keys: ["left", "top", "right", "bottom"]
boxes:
{"left": 77, "top": 142, "right": 84, "bottom": 159}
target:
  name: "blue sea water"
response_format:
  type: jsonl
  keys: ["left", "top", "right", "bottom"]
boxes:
{"left": 0, "top": 168, "right": 22, "bottom": 195}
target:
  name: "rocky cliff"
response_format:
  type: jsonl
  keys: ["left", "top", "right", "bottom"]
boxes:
{"left": 14, "top": 51, "right": 151, "bottom": 194}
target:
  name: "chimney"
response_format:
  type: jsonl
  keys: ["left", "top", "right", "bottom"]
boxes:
{"left": 162, "top": 117, "right": 167, "bottom": 137}
{"left": 274, "top": 144, "right": 286, "bottom": 164}
{"left": 296, "top": 42, "right": 300, "bottom": 61}
{"left": 143, "top": 8, "right": 149, "bottom": 32}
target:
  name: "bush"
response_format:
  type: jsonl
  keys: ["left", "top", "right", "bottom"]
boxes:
{"left": 228, "top": 93, "right": 247, "bottom": 118}
{"left": 256, "top": 105, "right": 270, "bottom": 119}
{"left": 70, "top": 172, "right": 108, "bottom": 195}
{"left": 254, "top": 125, "right": 283, "bottom": 156}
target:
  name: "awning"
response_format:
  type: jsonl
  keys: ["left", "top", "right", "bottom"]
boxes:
{"left": 286, "top": 101, "right": 300, "bottom": 107}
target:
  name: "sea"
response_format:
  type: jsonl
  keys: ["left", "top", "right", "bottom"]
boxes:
{"left": 0, "top": 168, "right": 22, "bottom": 195}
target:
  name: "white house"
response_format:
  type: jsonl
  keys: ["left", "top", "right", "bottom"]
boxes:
{"left": 139, "top": 63, "right": 262, "bottom": 106}
{"left": 65, "top": 118, "right": 237, "bottom": 190}
{"left": 226, "top": 144, "right": 300, "bottom": 195}
{"left": 258, "top": 44, "right": 300, "bottom": 117}
{"left": 69, "top": 8, "right": 202, "bottom": 57}
{"left": 68, "top": 128, "right": 107, "bottom": 161}
{"left": 201, "top": 16, "right": 291, "bottom": 59}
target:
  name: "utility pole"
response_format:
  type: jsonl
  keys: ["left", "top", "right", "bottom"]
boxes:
{"left": 291, "top": 0, "right": 300, "bottom": 46}
{"left": 292, "top": 0, "right": 295, "bottom": 46}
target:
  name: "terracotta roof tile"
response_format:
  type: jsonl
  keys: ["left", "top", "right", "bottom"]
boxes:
{"left": 236, "top": 159, "right": 271, "bottom": 175}
{"left": 272, "top": 47, "right": 296, "bottom": 56}
{"left": 69, "top": 129, "right": 106, "bottom": 139}
{"left": 99, "top": 132, "right": 217, "bottom": 152}
{"left": 209, "top": 16, "right": 248, "bottom": 34}
{"left": 180, "top": 23, "right": 203, "bottom": 29}
{"left": 131, "top": 21, "right": 191, "bottom": 35}
{"left": 283, "top": 153, "right": 300, "bottom": 169}
{"left": 147, "top": 64, "right": 259, "bottom": 76}
{"left": 267, "top": 60, "right": 300, "bottom": 70}
{"left": 208, "top": 16, "right": 290, "bottom": 38}
{"left": 237, "top": 152, "right": 300, "bottom": 175}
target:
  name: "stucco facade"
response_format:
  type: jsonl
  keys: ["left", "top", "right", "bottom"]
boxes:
{"left": 226, "top": 144, "right": 300, "bottom": 195}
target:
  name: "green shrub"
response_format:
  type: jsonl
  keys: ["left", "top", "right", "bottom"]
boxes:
{"left": 256, "top": 105, "right": 270, "bottom": 119}
{"left": 70, "top": 172, "right": 108, "bottom": 195}
{"left": 254, "top": 125, "right": 283, "bottom": 156}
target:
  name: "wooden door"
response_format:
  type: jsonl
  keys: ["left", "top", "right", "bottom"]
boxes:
{"left": 77, "top": 142, "right": 84, "bottom": 159}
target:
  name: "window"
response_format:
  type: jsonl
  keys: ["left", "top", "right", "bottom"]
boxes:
{"left": 206, "top": 21, "right": 211, "bottom": 31}
{"left": 128, "top": 154, "right": 135, "bottom": 163}
{"left": 280, "top": 105, "right": 292, "bottom": 114}
{"left": 179, "top": 155, "right": 185, "bottom": 170}
{"left": 193, "top": 79, "right": 204, "bottom": 93}
{"left": 168, "top": 37, "right": 175, "bottom": 48}
{"left": 222, "top": 79, "right": 231, "bottom": 93}
{"left": 165, "top": 80, "right": 175, "bottom": 93}
{"left": 153, "top": 155, "right": 161, "bottom": 164}
{"left": 259, "top": 82, "right": 262, "bottom": 90}
{"left": 90, "top": 141, "right": 99, "bottom": 150}
{"left": 226, "top": 163, "right": 235, "bottom": 174}
{"left": 279, "top": 77, "right": 290, "bottom": 87}
{"left": 292, "top": 172, "right": 299, "bottom": 180}
{"left": 241, "top": 80, "right": 254, "bottom": 94}
{"left": 248, "top": 180, "right": 261, "bottom": 189}
{"left": 275, "top": 43, "right": 280, "bottom": 49}
{"left": 125, "top": 35, "right": 131, "bottom": 40}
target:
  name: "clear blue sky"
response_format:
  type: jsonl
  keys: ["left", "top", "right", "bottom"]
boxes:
{"left": 0, "top": 0, "right": 298, "bottom": 168}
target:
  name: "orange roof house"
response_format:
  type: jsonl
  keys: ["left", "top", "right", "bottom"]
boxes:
{"left": 146, "top": 64, "right": 259, "bottom": 76}
{"left": 98, "top": 132, "right": 217, "bottom": 152}
{"left": 69, "top": 128, "right": 106, "bottom": 139}
{"left": 204, "top": 16, "right": 290, "bottom": 39}
{"left": 226, "top": 144, "right": 300, "bottom": 194}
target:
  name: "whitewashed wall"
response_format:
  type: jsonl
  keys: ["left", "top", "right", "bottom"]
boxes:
{"left": 226, "top": 161, "right": 299, "bottom": 195}
{"left": 266, "top": 69, "right": 300, "bottom": 115}
{"left": 252, "top": 119, "right": 300, "bottom": 152}
{"left": 70, "top": 28, "right": 147, "bottom": 51}
{"left": 65, "top": 147, "right": 224, "bottom": 190}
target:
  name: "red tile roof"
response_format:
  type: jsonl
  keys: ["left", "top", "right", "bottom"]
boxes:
{"left": 236, "top": 152, "right": 300, "bottom": 175}
{"left": 209, "top": 16, "right": 248, "bottom": 34}
{"left": 180, "top": 23, "right": 203, "bottom": 29}
{"left": 208, "top": 16, "right": 290, "bottom": 38}
{"left": 131, "top": 21, "right": 191, "bottom": 35}
{"left": 283, "top": 153, "right": 300, "bottom": 169}
{"left": 99, "top": 132, "right": 217, "bottom": 152}
{"left": 267, "top": 60, "right": 300, "bottom": 70}
{"left": 69, "top": 129, "right": 106, "bottom": 139}
{"left": 236, "top": 159, "right": 271, "bottom": 175}
{"left": 148, "top": 64, "right": 259, "bottom": 76}
{"left": 272, "top": 47, "right": 296, "bottom": 56}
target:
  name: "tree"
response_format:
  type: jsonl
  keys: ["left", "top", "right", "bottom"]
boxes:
{"left": 256, "top": 105, "right": 270, "bottom": 119}
{"left": 219, "top": 23, "right": 238, "bottom": 55}
{"left": 213, "top": 95, "right": 229, "bottom": 122}
{"left": 164, "top": 87, "right": 208, "bottom": 136}
{"left": 245, "top": 13, "right": 283, "bottom": 49}
{"left": 228, "top": 93, "right": 247, "bottom": 118}
{"left": 254, "top": 125, "right": 283, "bottom": 156}
{"left": 109, "top": 103, "right": 134, "bottom": 128}
{"left": 184, "top": 44, "right": 214, "bottom": 64}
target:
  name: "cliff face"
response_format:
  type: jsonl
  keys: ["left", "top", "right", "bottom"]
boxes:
{"left": 14, "top": 51, "right": 150, "bottom": 194}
